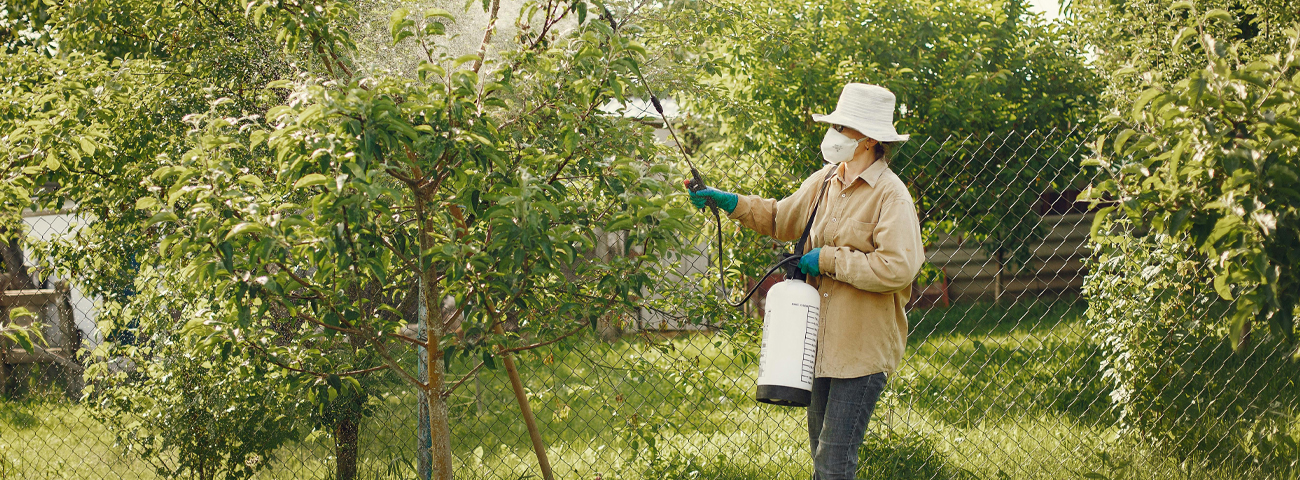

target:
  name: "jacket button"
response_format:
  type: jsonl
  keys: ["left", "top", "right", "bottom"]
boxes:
{"left": 823, "top": 293, "right": 829, "bottom": 298}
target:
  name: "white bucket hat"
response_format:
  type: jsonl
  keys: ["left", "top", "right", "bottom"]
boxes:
{"left": 811, "top": 83, "right": 909, "bottom": 142}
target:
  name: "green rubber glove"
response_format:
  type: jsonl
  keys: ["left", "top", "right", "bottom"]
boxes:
{"left": 798, "top": 248, "right": 821, "bottom": 277}
{"left": 685, "top": 183, "right": 739, "bottom": 214}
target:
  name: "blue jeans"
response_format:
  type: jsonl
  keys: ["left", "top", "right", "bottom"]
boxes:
{"left": 807, "top": 373, "right": 888, "bottom": 479}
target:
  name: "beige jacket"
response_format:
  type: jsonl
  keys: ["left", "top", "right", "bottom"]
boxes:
{"left": 729, "top": 160, "right": 924, "bottom": 378}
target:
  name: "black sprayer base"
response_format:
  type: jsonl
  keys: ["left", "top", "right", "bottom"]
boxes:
{"left": 756, "top": 384, "right": 811, "bottom": 408}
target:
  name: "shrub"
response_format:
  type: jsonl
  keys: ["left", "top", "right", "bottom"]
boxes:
{"left": 88, "top": 342, "right": 305, "bottom": 480}
{"left": 1085, "top": 224, "right": 1300, "bottom": 471}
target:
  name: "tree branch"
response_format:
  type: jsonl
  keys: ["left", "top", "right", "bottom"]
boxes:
{"left": 245, "top": 339, "right": 389, "bottom": 378}
{"left": 388, "top": 331, "right": 428, "bottom": 347}
{"left": 497, "top": 325, "right": 586, "bottom": 355}
{"left": 471, "top": 0, "right": 503, "bottom": 75}
{"left": 368, "top": 333, "right": 427, "bottom": 389}
{"left": 441, "top": 360, "right": 485, "bottom": 398}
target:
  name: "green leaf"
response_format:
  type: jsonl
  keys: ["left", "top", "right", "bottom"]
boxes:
{"left": 1090, "top": 206, "right": 1116, "bottom": 238}
{"left": 1113, "top": 129, "right": 1137, "bottom": 155}
{"left": 1214, "top": 269, "right": 1233, "bottom": 300}
{"left": 11, "top": 331, "right": 35, "bottom": 352}
{"left": 78, "top": 137, "right": 96, "bottom": 156}
{"left": 226, "top": 222, "right": 268, "bottom": 240}
{"left": 424, "top": 7, "right": 454, "bottom": 20}
{"left": 1205, "top": 215, "right": 1240, "bottom": 247}
{"left": 1230, "top": 71, "right": 1269, "bottom": 89}
{"left": 1172, "top": 27, "right": 1196, "bottom": 53}
{"left": 1130, "top": 89, "right": 1163, "bottom": 122}
{"left": 294, "top": 173, "right": 330, "bottom": 189}
{"left": 136, "top": 197, "right": 160, "bottom": 211}
{"left": 606, "top": 216, "right": 636, "bottom": 232}
{"left": 1202, "top": 9, "right": 1234, "bottom": 23}
{"left": 1169, "top": 208, "right": 1191, "bottom": 232}
{"left": 390, "top": 8, "right": 414, "bottom": 44}
{"left": 237, "top": 174, "right": 264, "bottom": 188}
{"left": 148, "top": 211, "right": 179, "bottom": 226}
{"left": 453, "top": 54, "right": 481, "bottom": 69}
{"left": 1228, "top": 306, "right": 1252, "bottom": 350}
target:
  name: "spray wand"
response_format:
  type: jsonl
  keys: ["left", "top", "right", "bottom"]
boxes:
{"left": 629, "top": 64, "right": 802, "bottom": 309}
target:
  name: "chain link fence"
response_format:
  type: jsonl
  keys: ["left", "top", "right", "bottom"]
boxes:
{"left": 2, "top": 127, "right": 1297, "bottom": 480}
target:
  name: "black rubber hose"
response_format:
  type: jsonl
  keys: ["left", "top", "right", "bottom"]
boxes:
{"left": 724, "top": 249, "right": 802, "bottom": 309}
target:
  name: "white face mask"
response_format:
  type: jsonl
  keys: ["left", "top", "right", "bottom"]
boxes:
{"left": 820, "top": 127, "right": 866, "bottom": 164}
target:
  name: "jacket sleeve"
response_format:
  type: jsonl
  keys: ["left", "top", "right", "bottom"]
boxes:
{"left": 819, "top": 194, "right": 925, "bottom": 293}
{"left": 727, "top": 167, "right": 830, "bottom": 242}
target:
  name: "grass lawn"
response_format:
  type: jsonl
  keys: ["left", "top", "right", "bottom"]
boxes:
{"left": 0, "top": 298, "right": 1272, "bottom": 479}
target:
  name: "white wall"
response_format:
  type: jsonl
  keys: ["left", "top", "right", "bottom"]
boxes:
{"left": 20, "top": 211, "right": 102, "bottom": 349}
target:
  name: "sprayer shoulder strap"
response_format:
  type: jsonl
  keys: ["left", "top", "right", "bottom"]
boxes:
{"left": 793, "top": 168, "right": 837, "bottom": 255}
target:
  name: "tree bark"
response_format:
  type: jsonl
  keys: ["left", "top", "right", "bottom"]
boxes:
{"left": 335, "top": 414, "right": 359, "bottom": 480}
{"left": 0, "top": 234, "right": 36, "bottom": 290}
{"left": 414, "top": 195, "right": 454, "bottom": 480}
{"left": 57, "top": 282, "right": 83, "bottom": 400}
{"left": 994, "top": 248, "right": 1004, "bottom": 304}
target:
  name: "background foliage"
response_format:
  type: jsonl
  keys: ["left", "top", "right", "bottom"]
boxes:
{"left": 635, "top": 0, "right": 1101, "bottom": 284}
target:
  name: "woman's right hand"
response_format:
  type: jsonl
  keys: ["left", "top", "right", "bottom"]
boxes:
{"left": 685, "top": 182, "right": 739, "bottom": 214}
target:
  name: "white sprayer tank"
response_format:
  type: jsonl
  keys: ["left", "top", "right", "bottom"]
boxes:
{"left": 755, "top": 278, "right": 821, "bottom": 407}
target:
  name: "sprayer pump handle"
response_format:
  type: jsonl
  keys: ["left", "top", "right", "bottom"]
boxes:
{"left": 782, "top": 252, "right": 807, "bottom": 281}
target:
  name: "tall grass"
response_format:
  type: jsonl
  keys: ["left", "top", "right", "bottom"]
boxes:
{"left": 0, "top": 299, "right": 1280, "bottom": 479}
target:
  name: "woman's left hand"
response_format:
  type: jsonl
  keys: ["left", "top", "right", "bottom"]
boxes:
{"left": 798, "top": 248, "right": 821, "bottom": 276}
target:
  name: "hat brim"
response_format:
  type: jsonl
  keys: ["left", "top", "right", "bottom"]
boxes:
{"left": 812, "top": 113, "right": 910, "bottom": 142}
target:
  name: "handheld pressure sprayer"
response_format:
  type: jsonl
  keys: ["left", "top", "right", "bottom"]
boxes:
{"left": 631, "top": 67, "right": 827, "bottom": 408}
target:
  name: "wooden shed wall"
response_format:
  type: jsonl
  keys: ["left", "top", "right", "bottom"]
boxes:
{"left": 917, "top": 213, "right": 1094, "bottom": 304}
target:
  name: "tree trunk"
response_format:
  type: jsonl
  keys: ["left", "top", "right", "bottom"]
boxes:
{"left": 416, "top": 276, "right": 454, "bottom": 480}
{"left": 0, "top": 234, "right": 37, "bottom": 290}
{"left": 994, "top": 248, "right": 1004, "bottom": 304}
{"left": 57, "top": 282, "right": 83, "bottom": 400}
{"left": 335, "top": 414, "right": 359, "bottom": 480}
{"left": 0, "top": 352, "right": 8, "bottom": 399}
{"left": 414, "top": 195, "right": 454, "bottom": 480}
{"left": 424, "top": 277, "right": 454, "bottom": 480}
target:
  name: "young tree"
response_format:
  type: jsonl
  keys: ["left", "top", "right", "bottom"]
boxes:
{"left": 2, "top": 2, "right": 378, "bottom": 476}
{"left": 135, "top": 4, "right": 691, "bottom": 479}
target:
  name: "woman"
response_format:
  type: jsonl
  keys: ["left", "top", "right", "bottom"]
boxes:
{"left": 688, "top": 83, "right": 924, "bottom": 479}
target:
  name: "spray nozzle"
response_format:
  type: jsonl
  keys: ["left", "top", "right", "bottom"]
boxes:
{"left": 684, "top": 177, "right": 706, "bottom": 193}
